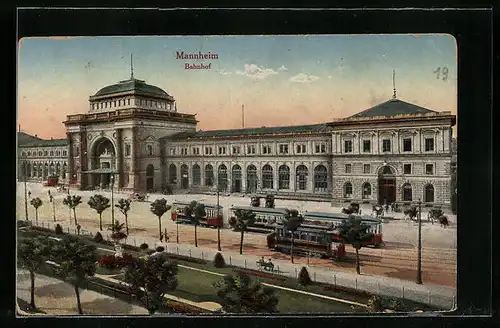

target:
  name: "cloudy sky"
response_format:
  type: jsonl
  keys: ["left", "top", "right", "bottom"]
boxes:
{"left": 18, "top": 35, "right": 457, "bottom": 139}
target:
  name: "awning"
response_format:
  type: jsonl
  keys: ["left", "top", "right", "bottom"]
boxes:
{"left": 82, "top": 168, "right": 119, "bottom": 174}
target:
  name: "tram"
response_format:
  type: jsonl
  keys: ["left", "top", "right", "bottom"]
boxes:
{"left": 229, "top": 206, "right": 288, "bottom": 233}
{"left": 171, "top": 201, "right": 224, "bottom": 228}
{"left": 302, "top": 212, "right": 384, "bottom": 247}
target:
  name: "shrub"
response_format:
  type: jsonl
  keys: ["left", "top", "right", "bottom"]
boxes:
{"left": 298, "top": 266, "right": 312, "bottom": 286}
{"left": 156, "top": 246, "right": 165, "bottom": 252}
{"left": 232, "top": 268, "right": 286, "bottom": 282}
{"left": 55, "top": 224, "right": 63, "bottom": 235}
{"left": 386, "top": 297, "right": 407, "bottom": 312}
{"left": 367, "top": 295, "right": 384, "bottom": 312}
{"left": 98, "top": 253, "right": 136, "bottom": 269}
{"left": 266, "top": 232, "right": 276, "bottom": 249}
{"left": 140, "top": 243, "right": 149, "bottom": 250}
{"left": 213, "top": 252, "right": 225, "bottom": 268}
{"left": 146, "top": 249, "right": 155, "bottom": 255}
{"left": 17, "top": 220, "right": 32, "bottom": 229}
{"left": 167, "top": 254, "right": 207, "bottom": 265}
{"left": 94, "top": 231, "right": 104, "bottom": 243}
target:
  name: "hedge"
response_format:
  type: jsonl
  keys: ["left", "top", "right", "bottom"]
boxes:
{"left": 233, "top": 268, "right": 286, "bottom": 282}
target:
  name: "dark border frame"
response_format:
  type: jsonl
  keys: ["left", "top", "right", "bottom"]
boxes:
{"left": 7, "top": 7, "right": 494, "bottom": 328}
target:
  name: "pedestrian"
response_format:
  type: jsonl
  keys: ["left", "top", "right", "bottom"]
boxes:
{"left": 49, "top": 195, "right": 53, "bottom": 203}
{"left": 28, "top": 190, "right": 31, "bottom": 198}
{"left": 48, "top": 190, "right": 51, "bottom": 197}
{"left": 159, "top": 231, "right": 164, "bottom": 243}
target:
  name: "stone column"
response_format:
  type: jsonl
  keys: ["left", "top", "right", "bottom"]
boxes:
{"left": 273, "top": 162, "right": 278, "bottom": 191}
{"left": 128, "top": 127, "right": 137, "bottom": 190}
{"left": 115, "top": 128, "right": 122, "bottom": 188}
{"left": 188, "top": 163, "right": 193, "bottom": 188}
{"left": 290, "top": 162, "right": 296, "bottom": 191}
{"left": 66, "top": 133, "right": 73, "bottom": 183}
{"left": 241, "top": 164, "right": 247, "bottom": 192}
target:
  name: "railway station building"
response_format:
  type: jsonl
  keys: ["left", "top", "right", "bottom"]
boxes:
{"left": 18, "top": 72, "right": 456, "bottom": 209}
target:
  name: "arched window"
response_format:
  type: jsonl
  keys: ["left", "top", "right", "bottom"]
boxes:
{"left": 192, "top": 164, "right": 201, "bottom": 186}
{"left": 21, "top": 151, "right": 26, "bottom": 157}
{"left": 43, "top": 163, "right": 49, "bottom": 177}
{"left": 246, "top": 164, "right": 257, "bottom": 193}
{"left": 314, "top": 165, "right": 328, "bottom": 192}
{"left": 50, "top": 151, "right": 54, "bottom": 156}
{"left": 146, "top": 164, "right": 154, "bottom": 177}
{"left": 262, "top": 164, "right": 273, "bottom": 189}
{"left": 61, "top": 163, "right": 67, "bottom": 179}
{"left": 362, "top": 182, "right": 371, "bottom": 199}
{"left": 38, "top": 151, "right": 42, "bottom": 156}
{"left": 27, "top": 151, "right": 31, "bottom": 156}
{"left": 402, "top": 183, "right": 412, "bottom": 201}
{"left": 424, "top": 184, "right": 434, "bottom": 203}
{"left": 278, "top": 165, "right": 290, "bottom": 189}
{"left": 169, "top": 164, "right": 177, "bottom": 184}
{"left": 296, "top": 165, "right": 308, "bottom": 191}
{"left": 232, "top": 164, "right": 242, "bottom": 191}
{"left": 205, "top": 164, "right": 214, "bottom": 186}
{"left": 343, "top": 182, "right": 353, "bottom": 198}
{"left": 218, "top": 164, "right": 228, "bottom": 191}
{"left": 56, "top": 163, "right": 61, "bottom": 176}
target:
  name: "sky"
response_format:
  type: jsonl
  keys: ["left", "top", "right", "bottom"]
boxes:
{"left": 18, "top": 35, "right": 457, "bottom": 139}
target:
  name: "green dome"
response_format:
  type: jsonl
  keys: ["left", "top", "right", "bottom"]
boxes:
{"left": 94, "top": 78, "right": 170, "bottom": 98}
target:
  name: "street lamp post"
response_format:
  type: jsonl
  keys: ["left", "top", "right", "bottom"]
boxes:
{"left": 216, "top": 181, "right": 221, "bottom": 251}
{"left": 22, "top": 158, "right": 29, "bottom": 221}
{"left": 416, "top": 198, "right": 423, "bottom": 284}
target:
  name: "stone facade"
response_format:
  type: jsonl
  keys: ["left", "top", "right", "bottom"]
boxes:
{"left": 17, "top": 75, "right": 456, "bottom": 209}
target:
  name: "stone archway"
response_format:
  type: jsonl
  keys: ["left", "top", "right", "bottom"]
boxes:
{"left": 378, "top": 165, "right": 396, "bottom": 205}
{"left": 89, "top": 137, "right": 117, "bottom": 189}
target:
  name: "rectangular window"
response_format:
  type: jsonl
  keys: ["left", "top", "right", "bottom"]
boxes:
{"left": 169, "top": 148, "right": 176, "bottom": 155}
{"left": 344, "top": 140, "right": 353, "bottom": 153}
{"left": 279, "top": 144, "right": 289, "bottom": 154}
{"left": 296, "top": 144, "right": 306, "bottom": 154}
{"left": 181, "top": 148, "right": 188, "bottom": 155}
{"left": 315, "top": 143, "right": 326, "bottom": 153}
{"left": 363, "top": 164, "right": 370, "bottom": 174}
{"left": 125, "top": 144, "right": 131, "bottom": 156}
{"left": 382, "top": 139, "right": 391, "bottom": 152}
{"left": 345, "top": 164, "right": 352, "bottom": 173}
{"left": 127, "top": 99, "right": 130, "bottom": 105}
{"left": 232, "top": 146, "right": 240, "bottom": 154}
{"left": 403, "top": 164, "right": 412, "bottom": 174}
{"left": 262, "top": 145, "right": 272, "bottom": 154}
{"left": 403, "top": 138, "right": 412, "bottom": 152}
{"left": 247, "top": 145, "right": 256, "bottom": 154}
{"left": 425, "top": 164, "right": 434, "bottom": 175}
{"left": 425, "top": 138, "right": 435, "bottom": 152}
{"left": 193, "top": 147, "right": 200, "bottom": 155}
{"left": 204, "top": 147, "right": 213, "bottom": 155}
{"left": 147, "top": 145, "right": 153, "bottom": 156}
{"left": 363, "top": 140, "right": 371, "bottom": 153}
{"left": 218, "top": 146, "right": 226, "bottom": 155}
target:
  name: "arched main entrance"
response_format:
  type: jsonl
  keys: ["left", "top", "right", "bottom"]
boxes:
{"left": 90, "top": 138, "right": 116, "bottom": 189}
{"left": 246, "top": 165, "right": 257, "bottom": 193}
{"left": 378, "top": 165, "right": 396, "bottom": 205}
{"left": 146, "top": 164, "right": 154, "bottom": 191}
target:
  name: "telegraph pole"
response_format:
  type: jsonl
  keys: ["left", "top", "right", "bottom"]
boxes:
{"left": 416, "top": 198, "right": 423, "bottom": 284}
{"left": 217, "top": 181, "right": 221, "bottom": 251}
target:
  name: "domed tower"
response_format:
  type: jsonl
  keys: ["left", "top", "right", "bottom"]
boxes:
{"left": 64, "top": 57, "right": 197, "bottom": 192}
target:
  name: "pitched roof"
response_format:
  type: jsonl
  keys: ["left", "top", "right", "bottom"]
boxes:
{"left": 168, "top": 123, "right": 330, "bottom": 140}
{"left": 18, "top": 132, "right": 41, "bottom": 146}
{"left": 348, "top": 98, "right": 438, "bottom": 119}
{"left": 20, "top": 138, "right": 68, "bottom": 148}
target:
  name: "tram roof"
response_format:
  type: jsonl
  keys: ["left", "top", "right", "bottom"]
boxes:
{"left": 172, "top": 201, "right": 222, "bottom": 209}
{"left": 230, "top": 206, "right": 289, "bottom": 214}
{"left": 303, "top": 212, "right": 381, "bottom": 224}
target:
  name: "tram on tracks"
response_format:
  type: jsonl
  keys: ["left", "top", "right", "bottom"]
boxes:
{"left": 301, "top": 212, "right": 384, "bottom": 247}
{"left": 171, "top": 201, "right": 224, "bottom": 228}
{"left": 228, "top": 206, "right": 288, "bottom": 233}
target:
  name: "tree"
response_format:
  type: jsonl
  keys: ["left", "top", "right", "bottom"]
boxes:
{"left": 51, "top": 235, "right": 99, "bottom": 314}
{"left": 183, "top": 201, "right": 206, "bottom": 247}
{"left": 282, "top": 209, "right": 304, "bottom": 263}
{"left": 150, "top": 199, "right": 171, "bottom": 241}
{"left": 230, "top": 209, "right": 256, "bottom": 255}
{"left": 337, "top": 215, "right": 374, "bottom": 275}
{"left": 115, "top": 199, "right": 132, "bottom": 235}
{"left": 123, "top": 254, "right": 178, "bottom": 315}
{"left": 214, "top": 273, "right": 278, "bottom": 313}
{"left": 87, "top": 194, "right": 110, "bottom": 231}
{"left": 63, "top": 195, "right": 83, "bottom": 226}
{"left": 17, "top": 236, "right": 53, "bottom": 310}
{"left": 29, "top": 197, "right": 43, "bottom": 224}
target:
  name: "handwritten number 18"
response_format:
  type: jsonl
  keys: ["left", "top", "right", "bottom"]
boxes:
{"left": 434, "top": 67, "right": 449, "bottom": 81}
